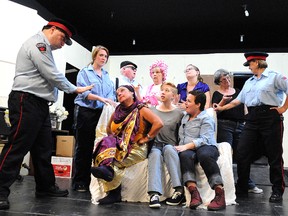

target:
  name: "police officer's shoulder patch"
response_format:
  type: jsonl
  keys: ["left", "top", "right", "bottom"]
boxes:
{"left": 36, "top": 43, "right": 46, "bottom": 52}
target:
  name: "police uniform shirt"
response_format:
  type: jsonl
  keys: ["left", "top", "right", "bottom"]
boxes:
{"left": 236, "top": 69, "right": 288, "bottom": 107}
{"left": 12, "top": 31, "right": 77, "bottom": 102}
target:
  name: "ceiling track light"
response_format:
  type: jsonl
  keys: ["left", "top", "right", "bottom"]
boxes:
{"left": 240, "top": 34, "right": 244, "bottom": 42}
{"left": 242, "top": 4, "right": 249, "bottom": 17}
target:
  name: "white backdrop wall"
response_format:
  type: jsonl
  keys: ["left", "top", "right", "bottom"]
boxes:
{"left": 106, "top": 54, "right": 288, "bottom": 168}
{"left": 106, "top": 53, "right": 288, "bottom": 87}
{"left": 1, "top": 0, "right": 288, "bottom": 167}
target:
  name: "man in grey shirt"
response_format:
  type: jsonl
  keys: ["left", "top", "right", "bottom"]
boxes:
{"left": 0, "top": 18, "right": 92, "bottom": 210}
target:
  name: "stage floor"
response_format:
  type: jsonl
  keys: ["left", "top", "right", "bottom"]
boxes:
{"left": 1, "top": 164, "right": 288, "bottom": 216}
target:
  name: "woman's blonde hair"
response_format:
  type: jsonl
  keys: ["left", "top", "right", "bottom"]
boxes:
{"left": 256, "top": 60, "right": 268, "bottom": 69}
{"left": 90, "top": 45, "right": 109, "bottom": 65}
{"left": 161, "top": 82, "right": 178, "bottom": 95}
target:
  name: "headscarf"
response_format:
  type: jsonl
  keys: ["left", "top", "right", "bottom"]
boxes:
{"left": 114, "top": 85, "right": 141, "bottom": 124}
{"left": 94, "top": 85, "right": 145, "bottom": 165}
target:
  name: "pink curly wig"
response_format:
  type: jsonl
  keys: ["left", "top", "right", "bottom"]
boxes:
{"left": 149, "top": 60, "right": 168, "bottom": 81}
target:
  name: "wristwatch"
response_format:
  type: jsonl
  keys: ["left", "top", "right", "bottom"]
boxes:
{"left": 147, "top": 134, "right": 153, "bottom": 141}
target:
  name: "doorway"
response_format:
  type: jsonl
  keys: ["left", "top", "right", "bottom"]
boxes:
{"left": 62, "top": 63, "right": 79, "bottom": 135}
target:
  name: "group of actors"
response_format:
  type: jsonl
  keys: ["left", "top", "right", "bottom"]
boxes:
{"left": 0, "top": 18, "right": 287, "bottom": 212}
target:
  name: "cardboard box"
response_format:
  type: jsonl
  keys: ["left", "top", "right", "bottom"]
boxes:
{"left": 51, "top": 156, "right": 73, "bottom": 178}
{"left": 56, "top": 136, "right": 75, "bottom": 157}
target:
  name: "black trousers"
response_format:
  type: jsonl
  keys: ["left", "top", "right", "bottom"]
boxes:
{"left": 237, "top": 105, "right": 285, "bottom": 195}
{"left": 72, "top": 106, "right": 102, "bottom": 188}
{"left": 0, "top": 91, "right": 55, "bottom": 197}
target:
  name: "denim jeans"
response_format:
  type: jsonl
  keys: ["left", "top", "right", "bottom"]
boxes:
{"left": 179, "top": 145, "right": 223, "bottom": 189}
{"left": 148, "top": 144, "right": 182, "bottom": 195}
{"left": 217, "top": 119, "right": 244, "bottom": 160}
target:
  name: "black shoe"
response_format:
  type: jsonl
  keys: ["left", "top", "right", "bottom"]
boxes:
{"left": 98, "top": 193, "right": 121, "bottom": 205}
{"left": 73, "top": 184, "right": 88, "bottom": 193}
{"left": 0, "top": 197, "right": 9, "bottom": 210}
{"left": 269, "top": 192, "right": 282, "bottom": 203}
{"left": 98, "top": 185, "right": 121, "bottom": 205}
{"left": 35, "top": 185, "right": 69, "bottom": 197}
{"left": 166, "top": 191, "right": 185, "bottom": 206}
{"left": 91, "top": 165, "right": 114, "bottom": 182}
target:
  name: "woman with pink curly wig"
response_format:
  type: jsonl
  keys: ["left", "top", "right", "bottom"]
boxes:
{"left": 143, "top": 60, "right": 168, "bottom": 106}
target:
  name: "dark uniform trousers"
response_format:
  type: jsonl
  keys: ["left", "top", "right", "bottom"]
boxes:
{"left": 0, "top": 91, "right": 55, "bottom": 197}
{"left": 236, "top": 105, "right": 285, "bottom": 195}
{"left": 72, "top": 106, "right": 102, "bottom": 189}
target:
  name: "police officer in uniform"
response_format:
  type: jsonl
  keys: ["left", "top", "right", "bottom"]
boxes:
{"left": 0, "top": 18, "right": 93, "bottom": 210}
{"left": 213, "top": 52, "right": 287, "bottom": 203}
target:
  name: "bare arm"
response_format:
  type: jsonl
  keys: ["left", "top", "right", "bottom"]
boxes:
{"left": 138, "top": 107, "right": 164, "bottom": 144}
{"left": 74, "top": 85, "right": 94, "bottom": 94}
{"left": 213, "top": 98, "right": 241, "bottom": 112}
{"left": 218, "top": 95, "right": 233, "bottom": 106}
{"left": 106, "top": 113, "right": 114, "bottom": 135}
{"left": 133, "top": 84, "right": 143, "bottom": 101}
{"left": 87, "top": 93, "right": 117, "bottom": 107}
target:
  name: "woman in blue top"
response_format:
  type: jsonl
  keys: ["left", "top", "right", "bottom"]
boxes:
{"left": 214, "top": 52, "right": 288, "bottom": 203}
{"left": 177, "top": 64, "right": 211, "bottom": 109}
{"left": 72, "top": 45, "right": 116, "bottom": 192}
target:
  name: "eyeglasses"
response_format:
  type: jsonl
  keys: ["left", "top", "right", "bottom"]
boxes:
{"left": 55, "top": 27, "right": 69, "bottom": 43}
{"left": 219, "top": 76, "right": 230, "bottom": 83}
{"left": 124, "top": 66, "right": 137, "bottom": 71}
{"left": 184, "top": 67, "right": 194, "bottom": 73}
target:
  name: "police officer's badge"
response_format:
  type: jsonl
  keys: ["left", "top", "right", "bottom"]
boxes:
{"left": 36, "top": 43, "right": 46, "bottom": 52}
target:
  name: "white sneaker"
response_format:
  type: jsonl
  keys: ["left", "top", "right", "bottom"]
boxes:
{"left": 149, "top": 194, "right": 161, "bottom": 208}
{"left": 248, "top": 186, "right": 263, "bottom": 194}
{"left": 166, "top": 191, "right": 186, "bottom": 206}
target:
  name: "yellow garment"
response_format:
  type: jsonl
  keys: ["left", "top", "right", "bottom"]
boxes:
{"left": 96, "top": 108, "right": 149, "bottom": 192}
{"left": 110, "top": 111, "right": 148, "bottom": 144}
{"left": 102, "top": 143, "right": 147, "bottom": 192}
